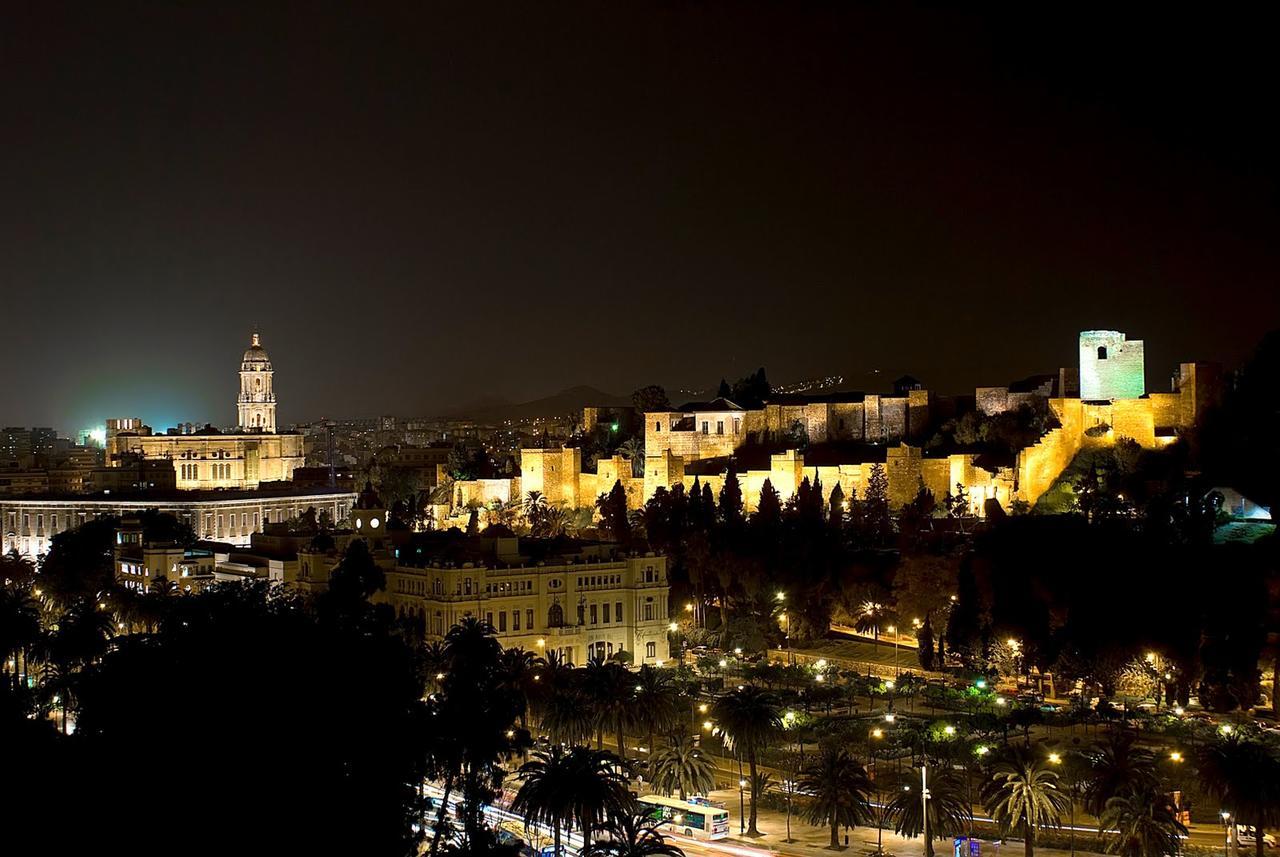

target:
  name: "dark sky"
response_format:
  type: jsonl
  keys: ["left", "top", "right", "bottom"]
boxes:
{"left": 2, "top": 2, "right": 1276, "bottom": 432}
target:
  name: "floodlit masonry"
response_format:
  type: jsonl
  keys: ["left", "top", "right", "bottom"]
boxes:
{"left": 1, "top": 485, "right": 358, "bottom": 558}
{"left": 443, "top": 330, "right": 1219, "bottom": 520}
{"left": 157, "top": 482, "right": 675, "bottom": 664}
{"left": 103, "top": 332, "right": 304, "bottom": 490}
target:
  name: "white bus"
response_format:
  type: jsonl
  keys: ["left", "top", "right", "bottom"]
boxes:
{"left": 638, "top": 795, "right": 731, "bottom": 840}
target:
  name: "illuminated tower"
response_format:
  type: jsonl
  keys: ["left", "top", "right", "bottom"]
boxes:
{"left": 237, "top": 332, "right": 277, "bottom": 432}
{"left": 1079, "top": 330, "right": 1145, "bottom": 401}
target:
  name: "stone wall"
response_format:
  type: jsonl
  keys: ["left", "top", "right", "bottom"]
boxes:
{"left": 1079, "top": 330, "right": 1145, "bottom": 400}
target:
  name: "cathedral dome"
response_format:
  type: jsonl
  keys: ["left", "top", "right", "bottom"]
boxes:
{"left": 242, "top": 332, "right": 271, "bottom": 365}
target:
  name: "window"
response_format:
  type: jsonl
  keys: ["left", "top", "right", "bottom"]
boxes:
{"left": 701, "top": 421, "right": 709, "bottom": 434}
{"left": 512, "top": 610, "right": 520, "bottom": 631}
{"left": 1098, "top": 346, "right": 1108, "bottom": 359}
{"left": 655, "top": 421, "right": 661, "bottom": 432}
{"left": 548, "top": 603, "right": 564, "bottom": 627}
{"left": 646, "top": 642, "right": 656, "bottom": 658}
{"left": 615, "top": 602, "right": 623, "bottom": 623}
{"left": 716, "top": 420, "right": 724, "bottom": 435}
{"left": 498, "top": 612, "right": 507, "bottom": 632}
{"left": 644, "top": 603, "right": 654, "bottom": 621}
{"left": 733, "top": 418, "right": 741, "bottom": 434}
{"left": 603, "top": 605, "right": 610, "bottom": 623}
{"left": 486, "top": 612, "right": 494, "bottom": 627}
{"left": 590, "top": 604, "right": 598, "bottom": 624}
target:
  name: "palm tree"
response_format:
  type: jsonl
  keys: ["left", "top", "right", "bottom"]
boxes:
{"left": 496, "top": 647, "right": 541, "bottom": 729}
{"left": 1198, "top": 736, "right": 1280, "bottom": 857}
{"left": 854, "top": 601, "right": 898, "bottom": 645}
{"left": 633, "top": 665, "right": 680, "bottom": 754}
{"left": 515, "top": 746, "right": 632, "bottom": 856}
{"left": 982, "top": 747, "right": 1071, "bottom": 857}
{"left": 1083, "top": 733, "right": 1157, "bottom": 816}
{"left": 543, "top": 687, "right": 596, "bottom": 747}
{"left": 711, "top": 685, "right": 782, "bottom": 836}
{"left": 1099, "top": 785, "right": 1187, "bottom": 857}
{"left": 616, "top": 438, "right": 646, "bottom": 479}
{"left": 887, "top": 767, "right": 970, "bottom": 857}
{"left": 515, "top": 745, "right": 578, "bottom": 857}
{"left": 586, "top": 805, "right": 686, "bottom": 857}
{"left": 799, "top": 748, "right": 873, "bottom": 849}
{"left": 650, "top": 734, "right": 716, "bottom": 800}
{"left": 0, "top": 587, "right": 41, "bottom": 693}
{"left": 586, "top": 657, "right": 637, "bottom": 758}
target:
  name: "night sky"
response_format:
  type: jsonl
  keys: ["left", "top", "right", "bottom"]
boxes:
{"left": 2, "top": 3, "right": 1276, "bottom": 432}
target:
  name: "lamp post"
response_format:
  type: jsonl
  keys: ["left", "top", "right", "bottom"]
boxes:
{"left": 738, "top": 774, "right": 747, "bottom": 835}
{"left": 871, "top": 727, "right": 885, "bottom": 856}
{"left": 920, "top": 765, "right": 930, "bottom": 857}
{"left": 1222, "top": 811, "right": 1231, "bottom": 857}
{"left": 888, "top": 625, "right": 899, "bottom": 677}
{"left": 1049, "top": 750, "right": 1073, "bottom": 857}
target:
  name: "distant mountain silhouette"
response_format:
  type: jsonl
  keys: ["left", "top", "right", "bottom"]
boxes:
{"left": 441, "top": 385, "right": 630, "bottom": 422}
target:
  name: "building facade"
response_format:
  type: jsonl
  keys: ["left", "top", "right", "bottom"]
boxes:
{"left": 1, "top": 487, "right": 357, "bottom": 558}
{"left": 104, "top": 332, "right": 304, "bottom": 489}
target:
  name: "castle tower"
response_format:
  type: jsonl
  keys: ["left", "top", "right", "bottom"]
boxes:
{"left": 237, "top": 332, "right": 277, "bottom": 432}
{"left": 1079, "top": 330, "right": 1145, "bottom": 401}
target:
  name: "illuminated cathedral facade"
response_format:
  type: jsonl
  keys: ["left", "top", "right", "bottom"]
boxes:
{"left": 104, "top": 332, "right": 304, "bottom": 490}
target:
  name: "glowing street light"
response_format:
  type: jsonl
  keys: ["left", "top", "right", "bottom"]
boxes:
{"left": 975, "top": 745, "right": 989, "bottom": 756}
{"left": 1048, "top": 752, "right": 1062, "bottom": 764}
{"left": 1170, "top": 751, "right": 1183, "bottom": 763}
{"left": 776, "top": 591, "right": 786, "bottom": 602}
{"left": 668, "top": 622, "right": 679, "bottom": 632}
{"left": 698, "top": 703, "right": 708, "bottom": 713}
{"left": 943, "top": 725, "right": 956, "bottom": 736}
{"left": 884, "top": 713, "right": 896, "bottom": 723}
{"left": 995, "top": 696, "right": 1007, "bottom": 707}
{"left": 872, "top": 728, "right": 884, "bottom": 739}
{"left": 536, "top": 638, "right": 545, "bottom": 648}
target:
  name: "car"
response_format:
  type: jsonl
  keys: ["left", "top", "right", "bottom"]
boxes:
{"left": 1237, "top": 827, "right": 1277, "bottom": 849}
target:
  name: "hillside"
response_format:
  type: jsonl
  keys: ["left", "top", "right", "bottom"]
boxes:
{"left": 443, "top": 385, "right": 630, "bottom": 422}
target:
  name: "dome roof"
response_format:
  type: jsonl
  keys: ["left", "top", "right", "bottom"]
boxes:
{"left": 242, "top": 332, "right": 271, "bottom": 365}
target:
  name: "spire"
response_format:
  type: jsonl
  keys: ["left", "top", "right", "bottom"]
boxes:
{"left": 251, "top": 331, "right": 261, "bottom": 347}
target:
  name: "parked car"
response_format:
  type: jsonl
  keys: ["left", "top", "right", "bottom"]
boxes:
{"left": 1238, "top": 827, "right": 1277, "bottom": 849}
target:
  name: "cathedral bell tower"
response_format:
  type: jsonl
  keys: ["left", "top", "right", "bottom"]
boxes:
{"left": 237, "top": 331, "right": 277, "bottom": 433}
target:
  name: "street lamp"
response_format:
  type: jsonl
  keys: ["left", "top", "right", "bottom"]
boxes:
{"left": 888, "top": 624, "right": 899, "bottom": 677}
{"left": 870, "top": 727, "right": 885, "bottom": 856}
{"left": 739, "top": 777, "right": 748, "bottom": 834}
{"left": 1048, "top": 751, "right": 1074, "bottom": 857}
{"left": 1222, "top": 811, "right": 1232, "bottom": 857}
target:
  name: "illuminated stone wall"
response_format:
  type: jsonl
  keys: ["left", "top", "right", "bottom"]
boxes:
{"left": 645, "top": 391, "right": 930, "bottom": 461}
{"left": 107, "top": 432, "right": 304, "bottom": 490}
{"left": 1079, "top": 330, "right": 1145, "bottom": 400}
{"left": 519, "top": 448, "right": 582, "bottom": 507}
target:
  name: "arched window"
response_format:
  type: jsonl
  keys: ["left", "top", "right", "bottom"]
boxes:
{"left": 548, "top": 602, "right": 564, "bottom": 627}
{"left": 1097, "top": 346, "right": 1108, "bottom": 359}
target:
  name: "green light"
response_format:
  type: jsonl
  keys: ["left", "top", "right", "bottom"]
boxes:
{"left": 610, "top": 422, "right": 619, "bottom": 432}
{"left": 975, "top": 678, "right": 987, "bottom": 690}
